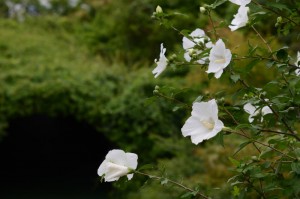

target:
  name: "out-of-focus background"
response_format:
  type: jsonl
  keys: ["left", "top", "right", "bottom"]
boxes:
{"left": 0, "top": 0, "right": 298, "bottom": 198}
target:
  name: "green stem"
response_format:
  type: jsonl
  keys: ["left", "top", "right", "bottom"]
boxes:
{"left": 251, "top": 0, "right": 300, "bottom": 27}
{"left": 154, "top": 92, "right": 192, "bottom": 110}
{"left": 135, "top": 171, "right": 209, "bottom": 199}
{"left": 207, "top": 10, "right": 218, "bottom": 41}
{"left": 226, "top": 130, "right": 296, "bottom": 160}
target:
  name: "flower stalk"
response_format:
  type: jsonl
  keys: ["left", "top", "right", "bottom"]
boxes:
{"left": 134, "top": 170, "right": 209, "bottom": 199}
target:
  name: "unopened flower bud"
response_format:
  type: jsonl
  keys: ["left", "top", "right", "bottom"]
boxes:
{"left": 188, "top": 49, "right": 194, "bottom": 56}
{"left": 154, "top": 85, "right": 160, "bottom": 90}
{"left": 199, "top": 7, "right": 206, "bottom": 13}
{"left": 153, "top": 89, "right": 159, "bottom": 95}
{"left": 156, "top": 5, "right": 163, "bottom": 13}
{"left": 251, "top": 156, "right": 258, "bottom": 161}
{"left": 170, "top": 53, "right": 177, "bottom": 60}
{"left": 277, "top": 16, "right": 282, "bottom": 23}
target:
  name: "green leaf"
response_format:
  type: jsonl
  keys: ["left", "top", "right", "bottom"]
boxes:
{"left": 211, "top": 0, "right": 227, "bottom": 9}
{"left": 229, "top": 157, "right": 240, "bottom": 167}
{"left": 231, "top": 74, "right": 240, "bottom": 83}
{"left": 180, "top": 192, "right": 194, "bottom": 198}
{"left": 245, "top": 59, "right": 260, "bottom": 72}
{"left": 215, "top": 131, "right": 224, "bottom": 147}
{"left": 233, "top": 141, "right": 252, "bottom": 156}
{"left": 193, "top": 95, "right": 203, "bottom": 103}
{"left": 232, "top": 186, "right": 240, "bottom": 197}
{"left": 294, "top": 148, "right": 300, "bottom": 157}
{"left": 276, "top": 48, "right": 288, "bottom": 61}
{"left": 268, "top": 2, "right": 292, "bottom": 13}
{"left": 291, "top": 162, "right": 300, "bottom": 174}
{"left": 161, "top": 178, "right": 168, "bottom": 185}
{"left": 138, "top": 164, "right": 154, "bottom": 171}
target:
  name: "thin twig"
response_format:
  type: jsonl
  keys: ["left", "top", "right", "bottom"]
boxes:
{"left": 154, "top": 92, "right": 192, "bottom": 110}
{"left": 207, "top": 10, "right": 218, "bottom": 41}
{"left": 259, "top": 129, "right": 300, "bottom": 142}
{"left": 233, "top": 56, "right": 300, "bottom": 69}
{"left": 135, "top": 171, "right": 209, "bottom": 199}
{"left": 232, "top": 131, "right": 296, "bottom": 160}
{"left": 251, "top": 0, "right": 300, "bottom": 27}
{"left": 251, "top": 25, "right": 274, "bottom": 56}
{"left": 222, "top": 107, "right": 261, "bottom": 153}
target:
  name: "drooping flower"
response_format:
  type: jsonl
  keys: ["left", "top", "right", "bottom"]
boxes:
{"left": 206, "top": 39, "right": 232, "bottom": 78}
{"left": 244, "top": 103, "right": 272, "bottom": 123}
{"left": 229, "top": 5, "right": 249, "bottom": 31}
{"left": 181, "top": 99, "right": 224, "bottom": 145}
{"left": 152, "top": 43, "right": 168, "bottom": 78}
{"left": 295, "top": 52, "right": 300, "bottom": 75}
{"left": 182, "top": 28, "right": 213, "bottom": 64}
{"left": 229, "top": 0, "right": 251, "bottom": 6}
{"left": 97, "top": 149, "right": 138, "bottom": 182}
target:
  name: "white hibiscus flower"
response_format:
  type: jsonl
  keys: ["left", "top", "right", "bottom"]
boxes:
{"left": 206, "top": 39, "right": 232, "bottom": 78}
{"left": 181, "top": 99, "right": 224, "bottom": 144}
{"left": 98, "top": 149, "right": 138, "bottom": 182}
{"left": 182, "top": 28, "right": 213, "bottom": 64}
{"left": 244, "top": 103, "right": 272, "bottom": 123}
{"left": 229, "top": 5, "right": 249, "bottom": 31}
{"left": 152, "top": 43, "right": 168, "bottom": 78}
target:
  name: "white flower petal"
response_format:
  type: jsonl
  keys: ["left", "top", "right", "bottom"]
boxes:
{"left": 190, "top": 28, "right": 206, "bottom": 37}
{"left": 295, "top": 51, "right": 300, "bottom": 76}
{"left": 214, "top": 70, "right": 223, "bottom": 79}
{"left": 181, "top": 116, "right": 211, "bottom": 137}
{"left": 152, "top": 43, "right": 168, "bottom": 78}
{"left": 184, "top": 51, "right": 192, "bottom": 62}
{"left": 127, "top": 173, "right": 134, "bottom": 180}
{"left": 262, "top": 106, "right": 272, "bottom": 115}
{"left": 229, "top": 6, "right": 249, "bottom": 31}
{"left": 244, "top": 103, "right": 256, "bottom": 115}
{"left": 125, "top": 153, "right": 138, "bottom": 170}
{"left": 97, "top": 160, "right": 108, "bottom": 177}
{"left": 106, "top": 149, "right": 127, "bottom": 165}
{"left": 104, "top": 162, "right": 129, "bottom": 182}
{"left": 229, "top": 0, "right": 251, "bottom": 6}
{"left": 183, "top": 37, "right": 195, "bottom": 50}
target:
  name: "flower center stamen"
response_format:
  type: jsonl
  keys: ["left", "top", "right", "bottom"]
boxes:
{"left": 201, "top": 119, "right": 215, "bottom": 130}
{"left": 214, "top": 58, "right": 226, "bottom": 64}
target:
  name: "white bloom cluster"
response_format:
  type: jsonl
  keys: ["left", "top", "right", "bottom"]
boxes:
{"left": 182, "top": 28, "right": 213, "bottom": 64}
{"left": 243, "top": 103, "right": 272, "bottom": 123}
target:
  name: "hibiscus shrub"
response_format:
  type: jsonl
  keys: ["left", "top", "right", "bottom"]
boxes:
{"left": 98, "top": 0, "right": 300, "bottom": 198}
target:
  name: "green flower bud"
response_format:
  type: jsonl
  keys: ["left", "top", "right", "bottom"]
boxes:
{"left": 154, "top": 85, "right": 160, "bottom": 90}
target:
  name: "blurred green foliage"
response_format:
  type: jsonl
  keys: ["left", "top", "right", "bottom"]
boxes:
{"left": 1, "top": 0, "right": 299, "bottom": 198}
{"left": 0, "top": 14, "right": 234, "bottom": 198}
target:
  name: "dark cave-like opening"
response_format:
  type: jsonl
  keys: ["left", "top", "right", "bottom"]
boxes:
{"left": 0, "top": 115, "right": 113, "bottom": 199}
